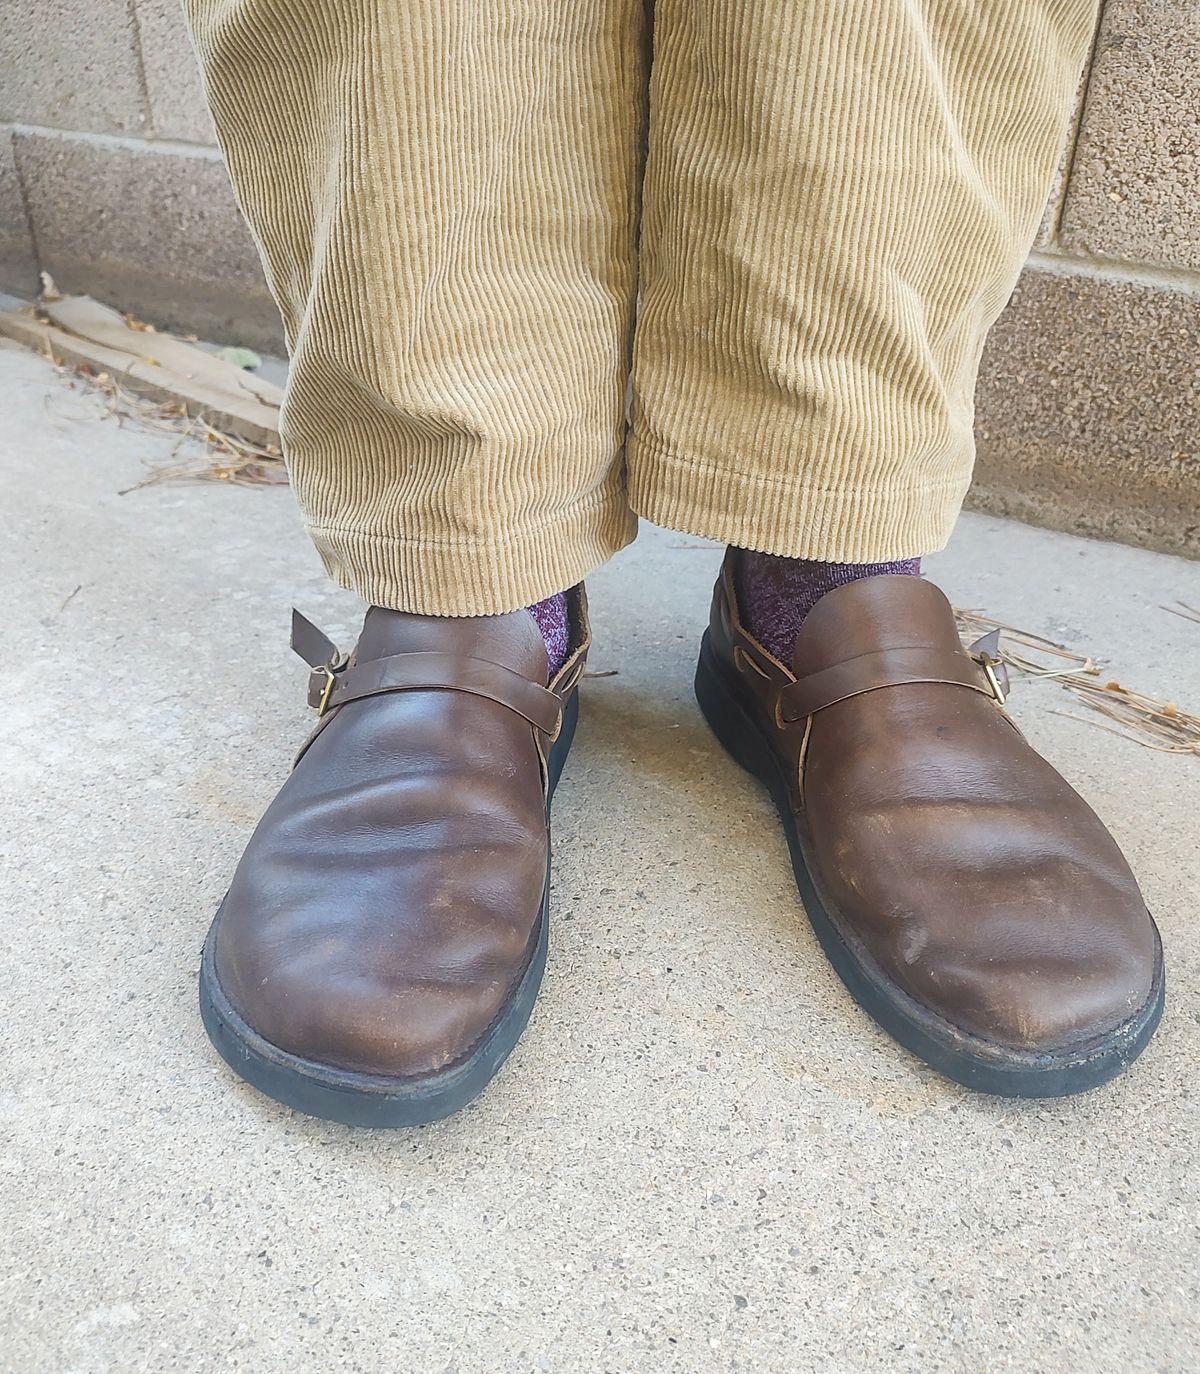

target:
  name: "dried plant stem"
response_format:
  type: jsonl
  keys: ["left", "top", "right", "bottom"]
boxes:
{"left": 49, "top": 351, "right": 287, "bottom": 489}
{"left": 955, "top": 608, "right": 1199, "bottom": 757}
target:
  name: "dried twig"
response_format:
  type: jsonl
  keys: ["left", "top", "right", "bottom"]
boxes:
{"left": 1162, "top": 601, "right": 1200, "bottom": 626}
{"left": 955, "top": 608, "right": 1199, "bottom": 757}
{"left": 56, "top": 357, "right": 287, "bottom": 489}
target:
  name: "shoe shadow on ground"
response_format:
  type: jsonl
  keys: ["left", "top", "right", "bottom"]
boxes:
{"left": 569, "top": 672, "right": 719, "bottom": 791}
{"left": 558, "top": 670, "right": 835, "bottom": 989}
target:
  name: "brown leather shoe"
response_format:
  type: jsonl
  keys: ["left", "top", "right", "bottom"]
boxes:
{"left": 199, "top": 590, "right": 589, "bottom": 1125}
{"left": 696, "top": 553, "right": 1163, "bottom": 1096}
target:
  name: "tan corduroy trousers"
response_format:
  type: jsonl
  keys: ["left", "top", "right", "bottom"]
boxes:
{"left": 185, "top": 0, "right": 1096, "bottom": 615}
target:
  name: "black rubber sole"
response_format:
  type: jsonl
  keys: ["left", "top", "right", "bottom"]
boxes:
{"left": 694, "top": 632, "right": 1165, "bottom": 1098}
{"left": 199, "top": 688, "right": 580, "bottom": 1128}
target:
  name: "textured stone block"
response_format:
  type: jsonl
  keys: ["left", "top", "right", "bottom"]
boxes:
{"left": 135, "top": 0, "right": 215, "bottom": 144}
{"left": 0, "top": 0, "right": 148, "bottom": 136}
{"left": 972, "top": 264, "right": 1200, "bottom": 558}
{"left": 1060, "top": 1, "right": 1200, "bottom": 269}
{"left": 15, "top": 130, "right": 281, "bottom": 350}
{"left": 0, "top": 127, "right": 38, "bottom": 297}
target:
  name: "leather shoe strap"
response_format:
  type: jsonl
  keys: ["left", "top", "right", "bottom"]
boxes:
{"left": 291, "top": 608, "right": 564, "bottom": 736}
{"left": 779, "top": 645, "right": 1000, "bottom": 722}
{"left": 314, "top": 651, "right": 564, "bottom": 736}
{"left": 290, "top": 609, "right": 343, "bottom": 675}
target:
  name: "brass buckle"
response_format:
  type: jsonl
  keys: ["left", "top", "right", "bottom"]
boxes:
{"left": 311, "top": 652, "right": 348, "bottom": 716}
{"left": 315, "top": 665, "right": 338, "bottom": 716}
{"left": 967, "top": 628, "right": 1008, "bottom": 706}
{"left": 974, "top": 650, "right": 1007, "bottom": 706}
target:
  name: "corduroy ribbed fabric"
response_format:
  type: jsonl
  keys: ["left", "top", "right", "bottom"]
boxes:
{"left": 184, "top": 0, "right": 1097, "bottom": 614}
{"left": 629, "top": 0, "right": 1098, "bottom": 562}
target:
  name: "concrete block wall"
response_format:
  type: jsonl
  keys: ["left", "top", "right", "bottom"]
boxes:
{"left": 973, "top": 0, "right": 1200, "bottom": 557}
{"left": 2, "top": 1, "right": 1197, "bottom": 555}
{"left": 0, "top": 0, "right": 276, "bottom": 347}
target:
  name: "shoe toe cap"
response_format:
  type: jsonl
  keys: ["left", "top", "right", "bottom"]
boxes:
{"left": 211, "top": 901, "right": 539, "bottom": 1080}
{"left": 907, "top": 919, "right": 1158, "bottom": 1055}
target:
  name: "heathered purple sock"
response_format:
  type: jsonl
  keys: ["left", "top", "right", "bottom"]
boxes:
{"left": 526, "top": 591, "right": 572, "bottom": 676}
{"left": 734, "top": 550, "right": 922, "bottom": 664}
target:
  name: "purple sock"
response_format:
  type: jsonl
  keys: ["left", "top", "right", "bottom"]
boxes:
{"left": 526, "top": 591, "right": 572, "bottom": 676}
{"left": 735, "top": 550, "right": 922, "bottom": 664}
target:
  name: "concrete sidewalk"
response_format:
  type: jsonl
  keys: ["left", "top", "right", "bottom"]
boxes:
{"left": 1, "top": 339, "right": 1196, "bottom": 1373}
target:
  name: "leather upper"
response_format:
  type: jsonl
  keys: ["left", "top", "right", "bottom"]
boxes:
{"left": 212, "top": 592, "right": 588, "bottom": 1078}
{"left": 708, "top": 552, "right": 1156, "bottom": 1054}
